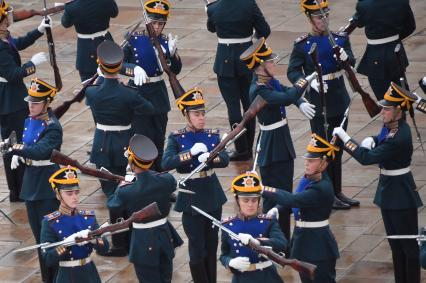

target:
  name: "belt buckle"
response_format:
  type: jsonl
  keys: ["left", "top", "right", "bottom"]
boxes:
{"left": 298, "top": 221, "right": 305, "bottom": 228}
{"left": 199, "top": 171, "right": 207, "bottom": 178}
{"left": 25, "top": 159, "right": 32, "bottom": 166}
{"left": 79, "top": 258, "right": 86, "bottom": 266}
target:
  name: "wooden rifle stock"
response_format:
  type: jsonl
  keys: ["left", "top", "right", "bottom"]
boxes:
{"left": 12, "top": 5, "right": 66, "bottom": 22}
{"left": 50, "top": 149, "right": 125, "bottom": 182}
{"left": 337, "top": 18, "right": 357, "bottom": 35}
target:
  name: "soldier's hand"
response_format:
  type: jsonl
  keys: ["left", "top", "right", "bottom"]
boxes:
{"left": 228, "top": 257, "right": 251, "bottom": 272}
{"left": 238, "top": 233, "right": 260, "bottom": 246}
{"left": 75, "top": 229, "right": 92, "bottom": 246}
{"left": 305, "top": 71, "right": 317, "bottom": 83}
{"left": 198, "top": 152, "right": 210, "bottom": 163}
{"left": 38, "top": 16, "right": 52, "bottom": 33}
{"left": 310, "top": 78, "right": 328, "bottom": 94}
{"left": 168, "top": 33, "right": 178, "bottom": 56}
{"left": 413, "top": 92, "right": 422, "bottom": 104}
{"left": 298, "top": 102, "right": 316, "bottom": 120}
{"left": 361, "top": 137, "right": 375, "bottom": 149}
{"left": 334, "top": 48, "right": 348, "bottom": 62}
{"left": 332, "top": 127, "right": 351, "bottom": 143}
{"left": 266, "top": 207, "right": 279, "bottom": 220}
{"left": 133, "top": 66, "right": 148, "bottom": 86}
{"left": 190, "top": 143, "right": 208, "bottom": 156}
{"left": 30, "top": 52, "right": 47, "bottom": 66}
{"left": 10, "top": 155, "right": 23, "bottom": 170}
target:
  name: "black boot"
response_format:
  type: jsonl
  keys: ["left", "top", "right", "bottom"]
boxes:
{"left": 228, "top": 128, "right": 251, "bottom": 161}
{"left": 336, "top": 192, "right": 360, "bottom": 206}
{"left": 333, "top": 197, "right": 350, "bottom": 210}
{"left": 204, "top": 255, "right": 217, "bottom": 283}
{"left": 189, "top": 262, "right": 210, "bottom": 283}
{"left": 3, "top": 155, "right": 24, "bottom": 202}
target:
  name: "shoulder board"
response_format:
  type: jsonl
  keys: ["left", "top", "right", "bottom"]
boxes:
{"left": 78, "top": 209, "right": 95, "bottom": 216}
{"left": 294, "top": 33, "right": 309, "bottom": 44}
{"left": 257, "top": 214, "right": 273, "bottom": 220}
{"left": 221, "top": 216, "right": 236, "bottom": 224}
{"left": 131, "top": 30, "right": 146, "bottom": 37}
{"left": 173, "top": 128, "right": 187, "bottom": 135}
{"left": 386, "top": 128, "right": 399, "bottom": 139}
{"left": 119, "top": 82, "right": 137, "bottom": 90}
{"left": 44, "top": 211, "right": 61, "bottom": 222}
{"left": 332, "top": 31, "right": 348, "bottom": 38}
{"left": 204, "top": 128, "right": 219, "bottom": 135}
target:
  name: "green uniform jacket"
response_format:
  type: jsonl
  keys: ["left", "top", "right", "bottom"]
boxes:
{"left": 343, "top": 119, "right": 423, "bottom": 209}
{"left": 262, "top": 177, "right": 339, "bottom": 261}
{"left": 0, "top": 29, "right": 42, "bottom": 115}
{"left": 107, "top": 171, "right": 183, "bottom": 266}
{"left": 207, "top": 0, "right": 270, "bottom": 78}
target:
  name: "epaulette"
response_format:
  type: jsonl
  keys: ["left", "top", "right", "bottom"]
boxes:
{"left": 221, "top": 216, "right": 236, "bottom": 224}
{"left": 131, "top": 30, "right": 146, "bottom": 37}
{"left": 294, "top": 33, "right": 309, "bottom": 44}
{"left": 332, "top": 31, "right": 348, "bottom": 38}
{"left": 120, "top": 82, "right": 137, "bottom": 90}
{"left": 45, "top": 118, "right": 55, "bottom": 126}
{"left": 44, "top": 211, "right": 61, "bottom": 222}
{"left": 204, "top": 128, "right": 219, "bottom": 135}
{"left": 387, "top": 128, "right": 399, "bottom": 139}
{"left": 257, "top": 214, "right": 273, "bottom": 220}
{"left": 78, "top": 209, "right": 95, "bottom": 216}
{"left": 173, "top": 128, "right": 187, "bottom": 135}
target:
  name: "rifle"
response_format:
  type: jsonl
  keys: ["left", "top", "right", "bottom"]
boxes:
{"left": 12, "top": 3, "right": 67, "bottom": 22}
{"left": 309, "top": 42, "right": 328, "bottom": 140}
{"left": 14, "top": 202, "right": 161, "bottom": 252}
{"left": 330, "top": 106, "right": 350, "bottom": 145}
{"left": 43, "top": 0, "right": 62, "bottom": 91}
{"left": 394, "top": 44, "right": 425, "bottom": 156}
{"left": 179, "top": 95, "right": 267, "bottom": 186}
{"left": 313, "top": 0, "right": 381, "bottom": 118}
{"left": 53, "top": 20, "right": 143, "bottom": 119}
{"left": 141, "top": 2, "right": 186, "bottom": 99}
{"left": 192, "top": 206, "right": 317, "bottom": 280}
{"left": 0, "top": 131, "right": 16, "bottom": 153}
{"left": 337, "top": 18, "right": 357, "bottom": 35}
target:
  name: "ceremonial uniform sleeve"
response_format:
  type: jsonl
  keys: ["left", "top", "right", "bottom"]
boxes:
{"left": 13, "top": 29, "right": 43, "bottom": 51}
{"left": 0, "top": 46, "right": 36, "bottom": 82}
{"left": 120, "top": 62, "right": 136, "bottom": 77}
{"left": 169, "top": 53, "right": 182, "bottom": 75}
{"left": 109, "top": 0, "right": 119, "bottom": 18}
{"left": 251, "top": 0, "right": 271, "bottom": 38}
{"left": 161, "top": 134, "right": 191, "bottom": 170}
{"left": 130, "top": 89, "right": 155, "bottom": 115}
{"left": 206, "top": 9, "right": 216, "bottom": 33}
{"left": 352, "top": 1, "right": 365, "bottom": 28}
{"left": 262, "top": 186, "right": 322, "bottom": 208}
{"left": 343, "top": 138, "right": 395, "bottom": 165}
{"left": 209, "top": 149, "right": 229, "bottom": 168}
{"left": 258, "top": 220, "right": 288, "bottom": 253}
{"left": 40, "top": 219, "right": 68, "bottom": 267}
{"left": 257, "top": 85, "right": 301, "bottom": 106}
{"left": 342, "top": 37, "right": 356, "bottom": 67}
{"left": 219, "top": 229, "right": 233, "bottom": 269}
{"left": 61, "top": 6, "right": 74, "bottom": 28}
{"left": 106, "top": 186, "right": 128, "bottom": 210}
{"left": 400, "top": 3, "right": 415, "bottom": 40}
{"left": 287, "top": 44, "right": 306, "bottom": 84}
{"left": 92, "top": 219, "right": 110, "bottom": 254}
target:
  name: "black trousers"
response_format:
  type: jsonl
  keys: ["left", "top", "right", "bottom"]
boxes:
{"left": 300, "top": 259, "right": 336, "bottom": 283}
{"left": 78, "top": 70, "right": 95, "bottom": 82}
{"left": 310, "top": 115, "right": 348, "bottom": 195}
{"left": 381, "top": 208, "right": 420, "bottom": 283}
{"left": 217, "top": 75, "right": 255, "bottom": 155}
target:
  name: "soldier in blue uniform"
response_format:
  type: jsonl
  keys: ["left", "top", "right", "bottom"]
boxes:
{"left": 287, "top": 0, "right": 359, "bottom": 210}
{"left": 0, "top": 0, "right": 50, "bottom": 201}
{"left": 352, "top": 0, "right": 415, "bottom": 100}
{"left": 262, "top": 134, "right": 340, "bottom": 283}
{"left": 5, "top": 78, "right": 62, "bottom": 282}
{"left": 107, "top": 134, "right": 183, "bottom": 283}
{"left": 206, "top": 0, "right": 271, "bottom": 161}
{"left": 240, "top": 37, "right": 316, "bottom": 244}
{"left": 220, "top": 172, "right": 287, "bottom": 283}
{"left": 61, "top": 0, "right": 118, "bottom": 81}
{"left": 162, "top": 88, "right": 229, "bottom": 283}
{"left": 85, "top": 40, "right": 154, "bottom": 257}
{"left": 333, "top": 82, "right": 423, "bottom": 283}
{"left": 121, "top": 0, "right": 181, "bottom": 171}
{"left": 41, "top": 166, "right": 109, "bottom": 283}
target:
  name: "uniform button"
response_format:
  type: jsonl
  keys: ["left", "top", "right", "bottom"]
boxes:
{"left": 149, "top": 247, "right": 152, "bottom": 251}
{"left": 190, "top": 164, "right": 193, "bottom": 168}
{"left": 307, "top": 41, "right": 310, "bottom": 44}
{"left": 260, "top": 220, "right": 263, "bottom": 223}
{"left": 224, "top": 59, "right": 228, "bottom": 63}
{"left": 229, "top": 223, "right": 233, "bottom": 226}
{"left": 24, "top": 128, "right": 27, "bottom": 130}
{"left": 212, "top": 144, "right": 215, "bottom": 147}
{"left": 69, "top": 251, "right": 72, "bottom": 255}
{"left": 84, "top": 216, "right": 88, "bottom": 220}
{"left": 226, "top": 44, "right": 229, "bottom": 46}
{"left": 70, "top": 257, "right": 74, "bottom": 260}
{"left": 236, "top": 250, "right": 239, "bottom": 253}
{"left": 33, "top": 139, "right": 37, "bottom": 142}
{"left": 134, "top": 48, "right": 137, "bottom": 51}
{"left": 234, "top": 243, "right": 237, "bottom": 246}
{"left": 59, "top": 230, "right": 62, "bottom": 234}
{"left": 56, "top": 220, "right": 59, "bottom": 223}
{"left": 135, "top": 54, "right": 138, "bottom": 57}
{"left": 181, "top": 145, "right": 185, "bottom": 148}
{"left": 90, "top": 55, "right": 94, "bottom": 58}
{"left": 136, "top": 60, "right": 139, "bottom": 63}
{"left": 259, "top": 234, "right": 263, "bottom": 237}
{"left": 208, "top": 134, "right": 211, "bottom": 137}
{"left": 374, "top": 61, "right": 378, "bottom": 65}
{"left": 88, "top": 226, "right": 91, "bottom": 229}
{"left": 181, "top": 135, "right": 185, "bottom": 138}
{"left": 335, "top": 38, "right": 338, "bottom": 41}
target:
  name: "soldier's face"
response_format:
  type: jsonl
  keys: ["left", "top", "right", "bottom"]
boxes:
{"left": 188, "top": 110, "right": 206, "bottom": 130}
{"left": 152, "top": 21, "right": 165, "bottom": 36}
{"left": 381, "top": 106, "right": 399, "bottom": 123}
{"left": 238, "top": 196, "right": 260, "bottom": 217}
{"left": 28, "top": 101, "right": 47, "bottom": 116}
{"left": 304, "top": 158, "right": 325, "bottom": 175}
{"left": 60, "top": 190, "right": 80, "bottom": 209}
{"left": 310, "top": 14, "right": 328, "bottom": 33}
{"left": 263, "top": 60, "right": 276, "bottom": 76}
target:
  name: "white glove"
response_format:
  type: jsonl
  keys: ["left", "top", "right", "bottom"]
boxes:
{"left": 228, "top": 257, "right": 251, "bottom": 272}
{"left": 30, "top": 52, "right": 47, "bottom": 66}
{"left": 238, "top": 233, "right": 260, "bottom": 246}
{"left": 333, "top": 47, "right": 348, "bottom": 62}
{"left": 266, "top": 207, "right": 279, "bottom": 220}
{"left": 305, "top": 71, "right": 317, "bottom": 83}
{"left": 198, "top": 152, "right": 210, "bottom": 163}
{"left": 221, "top": 133, "right": 228, "bottom": 142}
{"left": 332, "top": 127, "right": 351, "bottom": 143}
{"left": 75, "top": 229, "right": 94, "bottom": 246}
{"left": 190, "top": 143, "right": 208, "bottom": 155}
{"left": 11, "top": 155, "right": 23, "bottom": 170}
{"left": 422, "top": 77, "right": 426, "bottom": 86}
{"left": 167, "top": 33, "right": 178, "bottom": 56}
{"left": 37, "top": 16, "right": 52, "bottom": 33}
{"left": 64, "top": 232, "right": 79, "bottom": 243}
{"left": 310, "top": 78, "right": 328, "bottom": 94}
{"left": 298, "top": 102, "right": 316, "bottom": 119}
{"left": 413, "top": 92, "right": 422, "bottom": 104}
{"left": 361, "top": 137, "right": 376, "bottom": 149}
{"left": 96, "top": 66, "right": 104, "bottom": 77}
{"left": 133, "top": 66, "right": 148, "bottom": 86}
{"left": 204, "top": 6, "right": 208, "bottom": 13}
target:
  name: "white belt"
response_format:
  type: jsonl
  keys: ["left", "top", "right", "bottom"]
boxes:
{"left": 25, "top": 159, "right": 54, "bottom": 166}
{"left": 0, "top": 77, "right": 7, "bottom": 83}
{"left": 77, "top": 29, "right": 109, "bottom": 39}
{"left": 132, "top": 217, "right": 167, "bottom": 229}
{"left": 217, "top": 36, "right": 252, "bottom": 44}
{"left": 247, "top": 260, "right": 273, "bottom": 271}
{"left": 295, "top": 219, "right": 329, "bottom": 228}
{"left": 259, "top": 119, "right": 287, "bottom": 131}
{"left": 59, "top": 256, "right": 92, "bottom": 267}
{"left": 96, "top": 123, "right": 131, "bottom": 131}
{"left": 380, "top": 167, "right": 410, "bottom": 176}
{"left": 367, "top": 35, "right": 399, "bottom": 45}
{"left": 178, "top": 169, "right": 215, "bottom": 181}
{"left": 322, "top": 70, "right": 343, "bottom": 81}
{"left": 147, "top": 74, "right": 164, "bottom": 83}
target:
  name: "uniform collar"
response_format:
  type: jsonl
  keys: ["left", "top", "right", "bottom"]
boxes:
{"left": 237, "top": 212, "right": 258, "bottom": 221}
{"left": 384, "top": 120, "right": 399, "bottom": 129}
{"left": 59, "top": 204, "right": 77, "bottom": 216}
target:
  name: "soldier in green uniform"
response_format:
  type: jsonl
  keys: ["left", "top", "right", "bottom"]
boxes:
{"left": 352, "top": 0, "right": 415, "bottom": 100}
{"left": 262, "top": 134, "right": 340, "bottom": 283}
{"left": 5, "top": 78, "right": 62, "bottom": 282}
{"left": 41, "top": 166, "right": 109, "bottom": 283}
{"left": 61, "top": 0, "right": 118, "bottom": 81}
{"left": 162, "top": 88, "right": 229, "bottom": 283}
{"left": 107, "top": 134, "right": 183, "bottom": 283}
{"left": 85, "top": 40, "right": 154, "bottom": 256}
{"left": 121, "top": 0, "right": 181, "bottom": 171}
{"left": 0, "top": 0, "right": 50, "bottom": 201}
{"left": 206, "top": 0, "right": 271, "bottom": 161}
{"left": 287, "top": 0, "right": 359, "bottom": 210}
{"left": 240, "top": 37, "right": 316, "bottom": 243}
{"left": 220, "top": 172, "right": 287, "bottom": 283}
{"left": 333, "top": 82, "right": 423, "bottom": 283}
